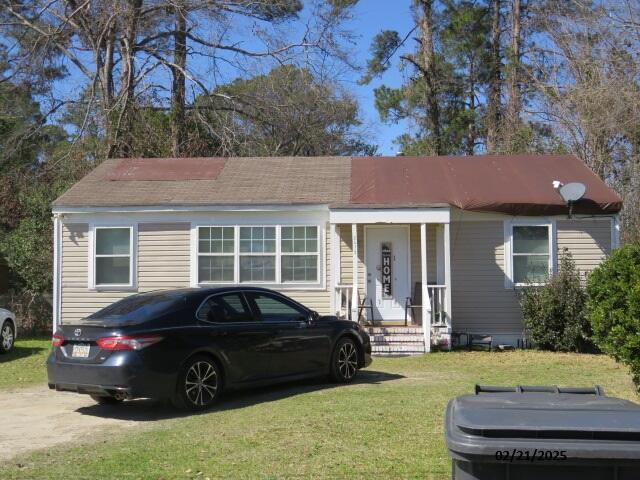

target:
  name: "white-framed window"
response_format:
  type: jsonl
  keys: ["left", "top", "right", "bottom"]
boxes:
{"left": 194, "top": 224, "right": 321, "bottom": 286}
{"left": 92, "top": 226, "right": 135, "bottom": 288}
{"left": 239, "top": 226, "right": 276, "bottom": 282}
{"left": 197, "top": 226, "right": 235, "bottom": 283}
{"left": 505, "top": 221, "right": 555, "bottom": 287}
{"left": 281, "top": 226, "right": 319, "bottom": 282}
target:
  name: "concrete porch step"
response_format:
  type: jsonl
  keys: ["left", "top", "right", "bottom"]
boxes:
{"left": 372, "top": 351, "right": 426, "bottom": 357}
{"left": 366, "top": 325, "right": 427, "bottom": 356}
{"left": 365, "top": 326, "right": 423, "bottom": 335}
{"left": 372, "top": 343, "right": 426, "bottom": 354}
{"left": 369, "top": 334, "right": 424, "bottom": 343}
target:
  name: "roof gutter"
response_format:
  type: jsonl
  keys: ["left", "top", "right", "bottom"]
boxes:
{"left": 52, "top": 203, "right": 332, "bottom": 215}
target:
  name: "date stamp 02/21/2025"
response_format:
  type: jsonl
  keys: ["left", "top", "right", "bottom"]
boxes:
{"left": 494, "top": 449, "right": 568, "bottom": 463}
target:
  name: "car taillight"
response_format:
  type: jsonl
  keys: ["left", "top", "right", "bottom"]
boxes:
{"left": 96, "top": 335, "right": 163, "bottom": 351}
{"left": 52, "top": 332, "right": 64, "bottom": 347}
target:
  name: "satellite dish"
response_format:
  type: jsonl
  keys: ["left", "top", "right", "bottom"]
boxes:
{"left": 553, "top": 181, "right": 586, "bottom": 219}
{"left": 559, "top": 182, "right": 586, "bottom": 203}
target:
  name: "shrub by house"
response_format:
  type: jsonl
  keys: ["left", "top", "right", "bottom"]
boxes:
{"left": 587, "top": 243, "right": 640, "bottom": 389}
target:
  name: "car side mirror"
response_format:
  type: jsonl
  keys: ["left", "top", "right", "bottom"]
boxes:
{"left": 308, "top": 310, "right": 320, "bottom": 323}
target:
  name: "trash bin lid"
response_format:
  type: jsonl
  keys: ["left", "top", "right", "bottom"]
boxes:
{"left": 445, "top": 388, "right": 640, "bottom": 460}
{"left": 453, "top": 393, "right": 640, "bottom": 438}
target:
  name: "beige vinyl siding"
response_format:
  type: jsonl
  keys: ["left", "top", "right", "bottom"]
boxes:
{"left": 450, "top": 218, "right": 613, "bottom": 336}
{"left": 61, "top": 222, "right": 193, "bottom": 324}
{"left": 557, "top": 219, "right": 611, "bottom": 280}
{"left": 60, "top": 221, "right": 332, "bottom": 324}
{"left": 138, "top": 223, "right": 191, "bottom": 290}
{"left": 450, "top": 221, "right": 523, "bottom": 335}
{"left": 60, "top": 216, "right": 612, "bottom": 330}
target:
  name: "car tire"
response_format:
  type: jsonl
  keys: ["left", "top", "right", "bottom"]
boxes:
{"left": 172, "top": 355, "right": 222, "bottom": 411}
{"left": 0, "top": 320, "right": 15, "bottom": 353}
{"left": 90, "top": 394, "right": 124, "bottom": 405}
{"left": 330, "top": 337, "right": 359, "bottom": 383}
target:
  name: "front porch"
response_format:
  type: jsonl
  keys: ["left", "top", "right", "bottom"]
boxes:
{"left": 328, "top": 209, "right": 453, "bottom": 353}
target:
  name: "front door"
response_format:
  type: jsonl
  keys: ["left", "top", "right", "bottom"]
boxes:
{"left": 365, "top": 226, "right": 410, "bottom": 321}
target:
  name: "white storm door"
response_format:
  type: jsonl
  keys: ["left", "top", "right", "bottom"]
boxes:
{"left": 365, "top": 226, "right": 409, "bottom": 321}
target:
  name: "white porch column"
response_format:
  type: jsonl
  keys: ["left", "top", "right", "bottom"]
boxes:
{"left": 330, "top": 223, "right": 340, "bottom": 315}
{"left": 420, "top": 223, "right": 431, "bottom": 352}
{"left": 351, "top": 224, "right": 359, "bottom": 321}
{"left": 444, "top": 222, "right": 452, "bottom": 328}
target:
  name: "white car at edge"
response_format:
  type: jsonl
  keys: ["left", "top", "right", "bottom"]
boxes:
{"left": 0, "top": 308, "right": 17, "bottom": 353}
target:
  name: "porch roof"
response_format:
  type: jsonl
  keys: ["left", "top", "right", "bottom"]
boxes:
{"left": 54, "top": 154, "right": 622, "bottom": 215}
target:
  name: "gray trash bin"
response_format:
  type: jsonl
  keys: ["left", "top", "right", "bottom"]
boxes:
{"left": 445, "top": 385, "right": 640, "bottom": 480}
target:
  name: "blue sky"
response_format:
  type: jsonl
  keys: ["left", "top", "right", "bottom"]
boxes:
{"left": 46, "top": 0, "right": 416, "bottom": 155}
{"left": 340, "top": 0, "right": 415, "bottom": 154}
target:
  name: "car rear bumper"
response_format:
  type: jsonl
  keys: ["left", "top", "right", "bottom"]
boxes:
{"left": 49, "top": 382, "right": 132, "bottom": 397}
{"left": 46, "top": 351, "right": 175, "bottom": 399}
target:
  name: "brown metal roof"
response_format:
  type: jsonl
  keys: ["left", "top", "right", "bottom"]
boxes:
{"left": 53, "top": 154, "right": 622, "bottom": 214}
{"left": 350, "top": 155, "right": 622, "bottom": 215}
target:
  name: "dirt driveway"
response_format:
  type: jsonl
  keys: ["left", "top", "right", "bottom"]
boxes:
{"left": 0, "top": 385, "right": 177, "bottom": 462}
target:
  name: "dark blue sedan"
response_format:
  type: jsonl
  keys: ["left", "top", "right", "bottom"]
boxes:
{"left": 47, "top": 287, "right": 372, "bottom": 410}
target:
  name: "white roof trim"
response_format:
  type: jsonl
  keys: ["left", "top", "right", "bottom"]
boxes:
{"left": 329, "top": 208, "right": 450, "bottom": 224}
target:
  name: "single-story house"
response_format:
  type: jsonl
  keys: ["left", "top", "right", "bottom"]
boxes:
{"left": 51, "top": 154, "right": 622, "bottom": 354}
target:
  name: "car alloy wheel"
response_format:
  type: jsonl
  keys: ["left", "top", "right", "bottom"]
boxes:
{"left": 0, "top": 321, "right": 14, "bottom": 353}
{"left": 173, "top": 355, "right": 222, "bottom": 410}
{"left": 185, "top": 360, "right": 218, "bottom": 407}
{"left": 331, "top": 337, "right": 359, "bottom": 383}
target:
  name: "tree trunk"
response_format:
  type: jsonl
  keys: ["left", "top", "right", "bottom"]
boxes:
{"left": 467, "top": 67, "right": 476, "bottom": 156}
{"left": 171, "top": 0, "right": 187, "bottom": 157}
{"left": 101, "top": 23, "right": 118, "bottom": 157}
{"left": 109, "top": 0, "right": 142, "bottom": 158}
{"left": 417, "top": 0, "right": 442, "bottom": 155}
{"left": 486, "top": 0, "right": 502, "bottom": 153}
{"left": 505, "top": 0, "right": 521, "bottom": 149}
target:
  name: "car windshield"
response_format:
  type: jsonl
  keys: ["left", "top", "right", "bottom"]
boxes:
{"left": 86, "top": 292, "right": 186, "bottom": 324}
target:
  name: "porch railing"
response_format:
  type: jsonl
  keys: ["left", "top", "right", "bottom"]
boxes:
{"left": 406, "top": 285, "right": 447, "bottom": 326}
{"left": 428, "top": 285, "right": 447, "bottom": 326}
{"left": 334, "top": 284, "right": 353, "bottom": 320}
{"left": 335, "top": 284, "right": 447, "bottom": 326}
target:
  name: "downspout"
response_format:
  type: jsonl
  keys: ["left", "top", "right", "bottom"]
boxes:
{"left": 52, "top": 213, "right": 62, "bottom": 333}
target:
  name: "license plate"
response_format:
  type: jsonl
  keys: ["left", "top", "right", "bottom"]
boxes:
{"left": 71, "top": 344, "right": 91, "bottom": 358}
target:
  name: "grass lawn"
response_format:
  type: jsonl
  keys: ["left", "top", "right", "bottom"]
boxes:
{"left": 2, "top": 350, "right": 639, "bottom": 479}
{"left": 0, "top": 337, "right": 50, "bottom": 390}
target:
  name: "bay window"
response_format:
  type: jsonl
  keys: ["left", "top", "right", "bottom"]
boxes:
{"left": 511, "top": 224, "right": 552, "bottom": 285}
{"left": 196, "top": 225, "right": 320, "bottom": 285}
{"left": 94, "top": 227, "right": 133, "bottom": 287}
